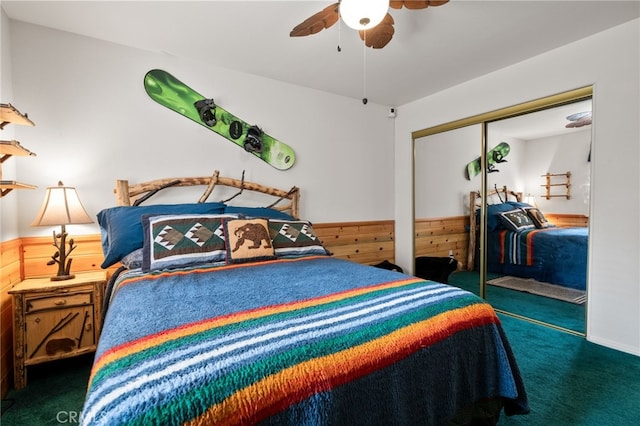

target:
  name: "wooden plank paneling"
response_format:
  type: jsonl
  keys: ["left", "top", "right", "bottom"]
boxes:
{"left": 0, "top": 238, "right": 21, "bottom": 398}
{"left": 415, "top": 216, "right": 469, "bottom": 264}
{"left": 545, "top": 213, "right": 589, "bottom": 228}
{"left": 314, "top": 220, "right": 395, "bottom": 266}
{"left": 21, "top": 235, "right": 106, "bottom": 279}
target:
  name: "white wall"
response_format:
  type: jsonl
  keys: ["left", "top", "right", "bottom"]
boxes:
{"left": 414, "top": 124, "right": 482, "bottom": 218}
{"left": 395, "top": 19, "right": 640, "bottom": 355}
{"left": 0, "top": 9, "right": 19, "bottom": 242}
{"left": 521, "top": 130, "right": 592, "bottom": 215}
{"left": 3, "top": 20, "right": 395, "bottom": 240}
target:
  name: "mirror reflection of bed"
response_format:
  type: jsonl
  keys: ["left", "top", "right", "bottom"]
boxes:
{"left": 467, "top": 186, "right": 588, "bottom": 333}
{"left": 414, "top": 93, "right": 591, "bottom": 335}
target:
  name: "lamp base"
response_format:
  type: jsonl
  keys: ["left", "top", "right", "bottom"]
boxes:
{"left": 51, "top": 274, "right": 75, "bottom": 281}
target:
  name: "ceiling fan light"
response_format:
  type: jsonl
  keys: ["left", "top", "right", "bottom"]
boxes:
{"left": 340, "top": 0, "right": 390, "bottom": 30}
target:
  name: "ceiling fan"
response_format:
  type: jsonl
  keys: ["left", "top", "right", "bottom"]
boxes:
{"left": 565, "top": 111, "right": 592, "bottom": 128}
{"left": 290, "top": 0, "right": 450, "bottom": 49}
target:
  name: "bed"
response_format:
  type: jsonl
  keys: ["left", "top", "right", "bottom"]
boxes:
{"left": 80, "top": 172, "right": 529, "bottom": 425}
{"left": 468, "top": 186, "right": 588, "bottom": 290}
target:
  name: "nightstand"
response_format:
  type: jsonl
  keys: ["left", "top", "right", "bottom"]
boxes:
{"left": 9, "top": 271, "right": 106, "bottom": 389}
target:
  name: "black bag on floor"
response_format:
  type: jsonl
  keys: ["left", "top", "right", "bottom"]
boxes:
{"left": 373, "top": 260, "right": 403, "bottom": 273}
{"left": 415, "top": 257, "right": 458, "bottom": 283}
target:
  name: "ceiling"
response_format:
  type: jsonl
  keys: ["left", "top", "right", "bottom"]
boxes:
{"left": 490, "top": 98, "right": 593, "bottom": 140}
{"left": 2, "top": 1, "right": 639, "bottom": 108}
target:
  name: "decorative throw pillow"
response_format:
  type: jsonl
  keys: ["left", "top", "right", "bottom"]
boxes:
{"left": 141, "top": 214, "right": 233, "bottom": 272}
{"left": 268, "top": 219, "right": 329, "bottom": 258}
{"left": 97, "top": 202, "right": 225, "bottom": 268}
{"left": 224, "top": 218, "right": 276, "bottom": 264}
{"left": 523, "top": 207, "right": 553, "bottom": 228}
{"left": 497, "top": 209, "right": 536, "bottom": 232}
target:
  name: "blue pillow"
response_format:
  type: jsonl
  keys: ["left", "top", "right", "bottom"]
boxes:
{"left": 223, "top": 205, "right": 294, "bottom": 220}
{"left": 97, "top": 202, "right": 225, "bottom": 268}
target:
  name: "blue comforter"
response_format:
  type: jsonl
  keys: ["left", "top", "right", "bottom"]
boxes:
{"left": 488, "top": 227, "right": 588, "bottom": 290}
{"left": 81, "top": 256, "right": 528, "bottom": 425}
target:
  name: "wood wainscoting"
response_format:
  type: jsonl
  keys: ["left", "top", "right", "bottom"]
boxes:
{"left": 0, "top": 239, "right": 21, "bottom": 399}
{"left": 0, "top": 219, "right": 395, "bottom": 396}
{"left": 415, "top": 216, "right": 469, "bottom": 263}
{"left": 545, "top": 213, "right": 589, "bottom": 228}
{"left": 313, "top": 220, "right": 395, "bottom": 266}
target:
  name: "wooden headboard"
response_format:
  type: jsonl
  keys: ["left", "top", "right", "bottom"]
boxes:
{"left": 114, "top": 170, "right": 300, "bottom": 219}
{"left": 467, "top": 186, "right": 522, "bottom": 270}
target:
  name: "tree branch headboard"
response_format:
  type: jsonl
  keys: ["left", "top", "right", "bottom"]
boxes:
{"left": 114, "top": 170, "right": 300, "bottom": 219}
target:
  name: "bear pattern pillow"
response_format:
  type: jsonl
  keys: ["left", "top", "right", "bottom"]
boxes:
{"left": 268, "top": 219, "right": 329, "bottom": 258}
{"left": 142, "top": 214, "right": 233, "bottom": 272}
{"left": 224, "top": 218, "right": 276, "bottom": 264}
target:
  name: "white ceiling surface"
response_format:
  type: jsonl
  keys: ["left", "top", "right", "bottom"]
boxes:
{"left": 3, "top": 0, "right": 639, "bottom": 108}
{"left": 490, "top": 99, "right": 593, "bottom": 140}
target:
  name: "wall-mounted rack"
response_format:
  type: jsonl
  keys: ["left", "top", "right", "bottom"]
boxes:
{"left": 0, "top": 104, "right": 37, "bottom": 197}
{"left": 541, "top": 171, "right": 571, "bottom": 200}
{"left": 1, "top": 103, "right": 35, "bottom": 129}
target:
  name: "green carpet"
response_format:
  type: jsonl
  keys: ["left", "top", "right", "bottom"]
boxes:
{"left": 1, "top": 354, "right": 92, "bottom": 425}
{"left": 449, "top": 271, "right": 586, "bottom": 334}
{"left": 498, "top": 314, "right": 640, "bottom": 425}
{"left": 2, "top": 314, "right": 638, "bottom": 425}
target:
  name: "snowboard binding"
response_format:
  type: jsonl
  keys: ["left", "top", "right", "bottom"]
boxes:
{"left": 492, "top": 150, "right": 507, "bottom": 164}
{"left": 488, "top": 150, "right": 507, "bottom": 173}
{"left": 244, "top": 126, "right": 264, "bottom": 153}
{"left": 194, "top": 98, "right": 217, "bottom": 127}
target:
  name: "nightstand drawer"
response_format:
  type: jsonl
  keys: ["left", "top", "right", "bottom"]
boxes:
{"left": 24, "top": 305, "right": 96, "bottom": 364}
{"left": 26, "top": 292, "right": 93, "bottom": 312}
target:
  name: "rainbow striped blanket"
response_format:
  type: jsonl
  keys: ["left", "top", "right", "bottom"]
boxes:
{"left": 81, "top": 257, "right": 528, "bottom": 425}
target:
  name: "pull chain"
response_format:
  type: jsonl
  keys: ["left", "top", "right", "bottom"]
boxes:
{"left": 362, "top": 31, "right": 368, "bottom": 105}
{"left": 337, "top": 18, "right": 342, "bottom": 52}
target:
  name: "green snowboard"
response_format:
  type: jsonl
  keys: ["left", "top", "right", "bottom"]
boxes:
{"left": 144, "top": 69, "right": 295, "bottom": 170}
{"left": 465, "top": 142, "right": 510, "bottom": 180}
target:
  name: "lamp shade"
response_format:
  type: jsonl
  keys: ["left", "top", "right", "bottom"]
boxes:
{"left": 340, "top": 0, "right": 389, "bottom": 30}
{"left": 31, "top": 181, "right": 93, "bottom": 227}
{"left": 524, "top": 194, "right": 538, "bottom": 207}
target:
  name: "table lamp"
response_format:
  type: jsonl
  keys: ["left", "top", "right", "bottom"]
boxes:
{"left": 31, "top": 181, "right": 93, "bottom": 280}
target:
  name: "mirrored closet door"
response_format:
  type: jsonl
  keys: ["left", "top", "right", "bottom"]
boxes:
{"left": 413, "top": 87, "right": 592, "bottom": 335}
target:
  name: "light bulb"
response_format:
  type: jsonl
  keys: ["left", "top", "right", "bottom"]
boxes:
{"left": 340, "top": 0, "right": 389, "bottom": 30}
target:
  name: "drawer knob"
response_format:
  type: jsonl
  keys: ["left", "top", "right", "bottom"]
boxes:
{"left": 54, "top": 299, "right": 67, "bottom": 306}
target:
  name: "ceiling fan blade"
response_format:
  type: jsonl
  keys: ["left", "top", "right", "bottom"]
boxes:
{"left": 390, "top": 0, "right": 449, "bottom": 10}
{"left": 359, "top": 14, "right": 395, "bottom": 49}
{"left": 566, "top": 117, "right": 592, "bottom": 128}
{"left": 290, "top": 2, "right": 340, "bottom": 37}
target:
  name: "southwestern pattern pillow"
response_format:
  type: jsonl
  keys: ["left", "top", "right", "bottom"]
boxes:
{"left": 141, "top": 214, "right": 233, "bottom": 272}
{"left": 97, "top": 202, "right": 225, "bottom": 268}
{"left": 268, "top": 219, "right": 329, "bottom": 258}
{"left": 497, "top": 209, "right": 536, "bottom": 232}
{"left": 523, "top": 207, "right": 553, "bottom": 229}
{"left": 224, "top": 218, "right": 276, "bottom": 264}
